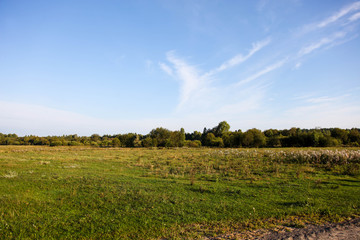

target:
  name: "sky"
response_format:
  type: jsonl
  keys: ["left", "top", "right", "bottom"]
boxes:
{"left": 0, "top": 0, "right": 360, "bottom": 136}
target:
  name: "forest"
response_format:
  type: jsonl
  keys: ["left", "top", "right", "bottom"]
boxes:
{"left": 1, "top": 121, "right": 360, "bottom": 148}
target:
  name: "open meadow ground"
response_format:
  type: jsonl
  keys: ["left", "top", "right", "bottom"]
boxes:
{"left": 0, "top": 146, "right": 359, "bottom": 239}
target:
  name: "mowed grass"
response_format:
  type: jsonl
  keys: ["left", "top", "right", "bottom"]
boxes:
{"left": 0, "top": 146, "right": 359, "bottom": 239}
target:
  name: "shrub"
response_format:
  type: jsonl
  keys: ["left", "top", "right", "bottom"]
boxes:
{"left": 50, "top": 141, "right": 63, "bottom": 147}
{"left": 184, "top": 140, "right": 202, "bottom": 148}
{"left": 68, "top": 141, "right": 82, "bottom": 146}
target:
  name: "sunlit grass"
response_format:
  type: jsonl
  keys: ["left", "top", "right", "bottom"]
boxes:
{"left": 0, "top": 146, "right": 359, "bottom": 239}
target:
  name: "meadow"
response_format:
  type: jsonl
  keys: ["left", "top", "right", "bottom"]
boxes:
{"left": 0, "top": 146, "right": 359, "bottom": 239}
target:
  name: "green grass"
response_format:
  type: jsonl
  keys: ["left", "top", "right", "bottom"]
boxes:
{"left": 0, "top": 146, "right": 359, "bottom": 239}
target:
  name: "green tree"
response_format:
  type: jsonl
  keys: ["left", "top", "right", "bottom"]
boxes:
{"left": 142, "top": 137, "right": 155, "bottom": 147}
{"left": 180, "top": 128, "right": 185, "bottom": 144}
{"left": 213, "top": 121, "right": 230, "bottom": 137}
{"left": 266, "top": 136, "right": 282, "bottom": 147}
{"left": 112, "top": 138, "right": 121, "bottom": 147}
{"left": 133, "top": 135, "right": 142, "bottom": 147}
{"left": 186, "top": 131, "right": 202, "bottom": 141}
{"left": 91, "top": 134, "right": 100, "bottom": 142}
{"left": 242, "top": 129, "right": 266, "bottom": 147}
{"left": 150, "top": 128, "right": 171, "bottom": 147}
{"left": 349, "top": 129, "right": 360, "bottom": 145}
{"left": 318, "top": 135, "right": 340, "bottom": 147}
{"left": 331, "top": 128, "right": 349, "bottom": 144}
{"left": 204, "top": 133, "right": 224, "bottom": 147}
{"left": 222, "top": 132, "right": 241, "bottom": 147}
{"left": 167, "top": 130, "right": 185, "bottom": 147}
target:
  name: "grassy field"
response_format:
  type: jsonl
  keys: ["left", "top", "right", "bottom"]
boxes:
{"left": 0, "top": 146, "right": 359, "bottom": 239}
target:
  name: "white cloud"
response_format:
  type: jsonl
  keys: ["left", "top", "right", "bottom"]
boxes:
{"left": 160, "top": 39, "right": 274, "bottom": 113}
{"left": 298, "top": 1, "right": 360, "bottom": 34}
{"left": 236, "top": 58, "right": 287, "bottom": 86}
{"left": 298, "top": 31, "right": 346, "bottom": 56}
{"left": 349, "top": 11, "right": 360, "bottom": 22}
{"left": 294, "top": 62, "right": 302, "bottom": 69}
{"left": 294, "top": 2, "right": 360, "bottom": 66}
{"left": 306, "top": 95, "right": 348, "bottom": 104}
{"left": 207, "top": 38, "right": 271, "bottom": 75}
{"left": 317, "top": 1, "right": 360, "bottom": 28}
{"left": 165, "top": 51, "right": 207, "bottom": 108}
{"left": 159, "top": 62, "right": 174, "bottom": 76}
{"left": 324, "top": 33, "right": 359, "bottom": 50}
{"left": 159, "top": 38, "right": 285, "bottom": 118}
{"left": 157, "top": 4, "right": 360, "bottom": 131}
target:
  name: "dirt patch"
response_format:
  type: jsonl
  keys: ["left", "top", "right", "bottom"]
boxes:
{"left": 205, "top": 217, "right": 360, "bottom": 240}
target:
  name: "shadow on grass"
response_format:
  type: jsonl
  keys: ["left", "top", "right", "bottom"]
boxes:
{"left": 338, "top": 179, "right": 360, "bottom": 183}
{"left": 277, "top": 200, "right": 313, "bottom": 207}
{"left": 336, "top": 179, "right": 360, "bottom": 187}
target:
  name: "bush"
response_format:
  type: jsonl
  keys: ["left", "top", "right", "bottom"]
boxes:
{"left": 112, "top": 138, "right": 121, "bottom": 147}
{"left": 142, "top": 137, "right": 155, "bottom": 147}
{"left": 50, "top": 141, "right": 63, "bottom": 147}
{"left": 184, "top": 140, "right": 202, "bottom": 148}
{"left": 343, "top": 163, "right": 360, "bottom": 176}
{"left": 68, "top": 141, "right": 82, "bottom": 146}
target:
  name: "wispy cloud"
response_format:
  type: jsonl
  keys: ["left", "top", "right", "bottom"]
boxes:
{"left": 295, "top": 2, "right": 360, "bottom": 63}
{"left": 157, "top": 1, "right": 360, "bottom": 129}
{"left": 298, "top": 31, "right": 346, "bottom": 56}
{"left": 159, "top": 62, "right": 174, "bottom": 76}
{"left": 294, "top": 62, "right": 302, "bottom": 70}
{"left": 236, "top": 58, "right": 287, "bottom": 86}
{"left": 159, "top": 39, "right": 274, "bottom": 110}
{"left": 317, "top": 1, "right": 360, "bottom": 28}
{"left": 349, "top": 11, "right": 360, "bottom": 22}
{"left": 299, "top": 1, "right": 360, "bottom": 34}
{"left": 207, "top": 38, "right": 271, "bottom": 75}
{"left": 324, "top": 33, "right": 359, "bottom": 50}
{"left": 306, "top": 95, "right": 349, "bottom": 104}
{"left": 165, "top": 51, "right": 207, "bottom": 108}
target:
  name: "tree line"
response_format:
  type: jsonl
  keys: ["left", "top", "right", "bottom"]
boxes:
{"left": 1, "top": 121, "right": 360, "bottom": 148}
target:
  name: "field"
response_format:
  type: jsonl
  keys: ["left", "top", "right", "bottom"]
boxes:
{"left": 1, "top": 146, "right": 360, "bottom": 239}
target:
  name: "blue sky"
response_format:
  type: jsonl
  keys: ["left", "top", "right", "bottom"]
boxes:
{"left": 1, "top": 0, "right": 360, "bottom": 136}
